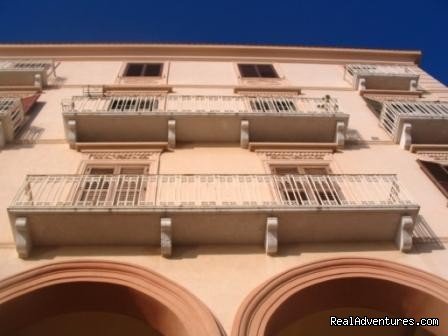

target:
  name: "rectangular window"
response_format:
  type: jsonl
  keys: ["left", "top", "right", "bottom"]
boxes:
{"left": 108, "top": 96, "right": 160, "bottom": 112}
{"left": 248, "top": 97, "right": 297, "bottom": 113}
{"left": 271, "top": 165, "right": 342, "bottom": 205}
{"left": 124, "top": 63, "right": 163, "bottom": 77}
{"left": 417, "top": 159, "right": 448, "bottom": 198}
{"left": 238, "top": 64, "right": 278, "bottom": 78}
{"left": 77, "top": 165, "right": 149, "bottom": 206}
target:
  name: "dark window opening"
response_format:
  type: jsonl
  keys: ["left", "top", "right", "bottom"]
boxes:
{"left": 418, "top": 159, "right": 448, "bottom": 198}
{"left": 124, "top": 63, "right": 163, "bottom": 77}
{"left": 238, "top": 64, "right": 278, "bottom": 78}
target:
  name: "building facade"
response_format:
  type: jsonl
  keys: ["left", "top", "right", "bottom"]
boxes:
{"left": 0, "top": 44, "right": 447, "bottom": 335}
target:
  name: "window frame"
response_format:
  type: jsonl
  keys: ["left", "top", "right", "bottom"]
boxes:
{"left": 237, "top": 63, "right": 279, "bottom": 79}
{"left": 123, "top": 63, "right": 164, "bottom": 78}
{"left": 417, "top": 159, "right": 448, "bottom": 199}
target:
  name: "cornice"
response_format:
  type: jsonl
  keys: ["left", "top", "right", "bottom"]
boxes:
{"left": 0, "top": 43, "right": 421, "bottom": 64}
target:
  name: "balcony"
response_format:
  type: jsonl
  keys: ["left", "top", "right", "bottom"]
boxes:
{"left": 8, "top": 174, "right": 419, "bottom": 258}
{"left": 345, "top": 64, "right": 420, "bottom": 92}
{"left": 0, "top": 97, "right": 24, "bottom": 147}
{"left": 0, "top": 59, "right": 55, "bottom": 88}
{"left": 62, "top": 95, "right": 349, "bottom": 149}
{"left": 377, "top": 100, "right": 448, "bottom": 150}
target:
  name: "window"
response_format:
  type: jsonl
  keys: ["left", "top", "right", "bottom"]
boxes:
{"left": 77, "top": 165, "right": 149, "bottom": 206}
{"left": 123, "top": 63, "right": 163, "bottom": 77}
{"left": 248, "top": 97, "right": 297, "bottom": 113}
{"left": 271, "top": 165, "right": 342, "bottom": 205}
{"left": 238, "top": 64, "right": 278, "bottom": 78}
{"left": 108, "top": 96, "right": 160, "bottom": 112}
{"left": 417, "top": 159, "right": 448, "bottom": 198}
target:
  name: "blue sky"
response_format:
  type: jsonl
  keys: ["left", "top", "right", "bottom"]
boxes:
{"left": 0, "top": 0, "right": 446, "bottom": 84}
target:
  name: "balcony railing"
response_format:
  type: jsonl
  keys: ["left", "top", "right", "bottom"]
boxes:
{"left": 62, "top": 95, "right": 340, "bottom": 115}
{"left": 11, "top": 174, "right": 415, "bottom": 210}
{"left": 0, "top": 97, "right": 19, "bottom": 115}
{"left": 380, "top": 100, "right": 448, "bottom": 138}
{"left": 0, "top": 97, "right": 24, "bottom": 143}
{"left": 346, "top": 64, "right": 417, "bottom": 77}
{"left": 0, "top": 59, "right": 54, "bottom": 72}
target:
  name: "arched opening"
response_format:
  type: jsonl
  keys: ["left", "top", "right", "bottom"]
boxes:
{"left": 0, "top": 261, "right": 222, "bottom": 336}
{"left": 232, "top": 258, "right": 448, "bottom": 336}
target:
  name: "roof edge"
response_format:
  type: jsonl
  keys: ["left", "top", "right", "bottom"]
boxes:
{"left": 0, "top": 43, "right": 422, "bottom": 64}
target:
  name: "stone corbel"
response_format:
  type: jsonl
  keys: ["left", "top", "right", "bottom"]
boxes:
{"left": 335, "top": 121, "right": 346, "bottom": 149}
{"left": 65, "top": 119, "right": 77, "bottom": 149}
{"left": 240, "top": 120, "right": 249, "bottom": 149}
{"left": 265, "top": 217, "right": 278, "bottom": 255}
{"left": 395, "top": 215, "right": 415, "bottom": 252}
{"left": 161, "top": 217, "right": 172, "bottom": 257}
{"left": 409, "top": 79, "right": 418, "bottom": 91}
{"left": 357, "top": 77, "right": 366, "bottom": 91}
{"left": 399, "top": 123, "right": 412, "bottom": 150}
{"left": 168, "top": 119, "right": 176, "bottom": 150}
{"left": 34, "top": 74, "right": 43, "bottom": 89}
{"left": 14, "top": 217, "right": 32, "bottom": 258}
{"left": 0, "top": 121, "right": 5, "bottom": 148}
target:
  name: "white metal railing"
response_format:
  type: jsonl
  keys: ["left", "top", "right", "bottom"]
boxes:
{"left": 0, "top": 97, "right": 18, "bottom": 115}
{"left": 346, "top": 64, "right": 418, "bottom": 77}
{"left": 11, "top": 174, "right": 415, "bottom": 209}
{"left": 61, "top": 95, "right": 340, "bottom": 115}
{"left": 0, "top": 97, "right": 24, "bottom": 136}
{"left": 0, "top": 59, "right": 54, "bottom": 72}
{"left": 380, "top": 101, "right": 448, "bottom": 137}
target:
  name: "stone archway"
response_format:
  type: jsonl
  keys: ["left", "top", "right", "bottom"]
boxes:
{"left": 232, "top": 258, "right": 448, "bottom": 336}
{"left": 0, "top": 260, "right": 223, "bottom": 336}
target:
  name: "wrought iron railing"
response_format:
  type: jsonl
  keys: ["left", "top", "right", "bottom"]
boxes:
{"left": 380, "top": 101, "right": 448, "bottom": 137}
{"left": 0, "top": 59, "right": 54, "bottom": 72}
{"left": 61, "top": 95, "right": 341, "bottom": 115}
{"left": 0, "top": 97, "right": 24, "bottom": 137}
{"left": 345, "top": 64, "right": 418, "bottom": 77}
{"left": 11, "top": 174, "right": 415, "bottom": 209}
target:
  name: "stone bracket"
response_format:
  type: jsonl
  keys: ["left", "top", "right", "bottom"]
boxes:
{"left": 0, "top": 120, "right": 5, "bottom": 149}
{"left": 34, "top": 74, "right": 43, "bottom": 89}
{"left": 65, "top": 119, "right": 77, "bottom": 149}
{"left": 161, "top": 217, "right": 172, "bottom": 257}
{"left": 241, "top": 120, "right": 249, "bottom": 149}
{"left": 265, "top": 217, "right": 278, "bottom": 255}
{"left": 357, "top": 77, "right": 366, "bottom": 91}
{"left": 335, "top": 121, "right": 346, "bottom": 149}
{"left": 395, "top": 215, "right": 415, "bottom": 252}
{"left": 410, "top": 79, "right": 418, "bottom": 91}
{"left": 399, "top": 123, "right": 412, "bottom": 150}
{"left": 168, "top": 119, "right": 176, "bottom": 150}
{"left": 14, "top": 217, "right": 32, "bottom": 259}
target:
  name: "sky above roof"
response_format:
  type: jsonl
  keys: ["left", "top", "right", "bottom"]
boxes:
{"left": 0, "top": 0, "right": 446, "bottom": 85}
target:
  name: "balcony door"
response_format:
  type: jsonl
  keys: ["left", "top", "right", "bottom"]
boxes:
{"left": 77, "top": 165, "right": 149, "bottom": 206}
{"left": 271, "top": 165, "right": 343, "bottom": 205}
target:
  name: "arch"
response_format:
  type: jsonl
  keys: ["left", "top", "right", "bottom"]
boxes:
{"left": 0, "top": 260, "right": 223, "bottom": 336}
{"left": 232, "top": 257, "right": 448, "bottom": 336}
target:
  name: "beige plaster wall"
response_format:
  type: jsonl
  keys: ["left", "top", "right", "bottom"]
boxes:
{"left": 0, "top": 56, "right": 447, "bottom": 335}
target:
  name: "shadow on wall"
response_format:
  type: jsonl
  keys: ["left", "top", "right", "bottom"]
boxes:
{"left": 15, "top": 101, "right": 46, "bottom": 145}
{"left": 344, "top": 128, "right": 370, "bottom": 149}
{"left": 412, "top": 215, "right": 445, "bottom": 253}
